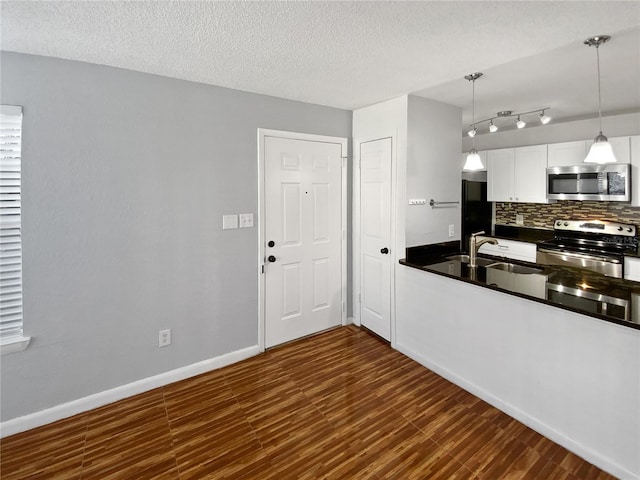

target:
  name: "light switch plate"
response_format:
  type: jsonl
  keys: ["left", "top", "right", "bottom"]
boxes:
{"left": 516, "top": 214, "right": 524, "bottom": 225}
{"left": 239, "top": 213, "right": 254, "bottom": 228}
{"left": 223, "top": 214, "right": 238, "bottom": 230}
{"left": 448, "top": 224, "right": 455, "bottom": 237}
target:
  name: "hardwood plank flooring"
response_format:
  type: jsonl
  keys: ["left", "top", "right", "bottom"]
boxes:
{"left": 0, "top": 325, "right": 617, "bottom": 479}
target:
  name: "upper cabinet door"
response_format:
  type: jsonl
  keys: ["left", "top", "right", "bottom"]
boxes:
{"left": 486, "top": 148, "right": 514, "bottom": 202}
{"left": 547, "top": 141, "right": 587, "bottom": 167}
{"left": 609, "top": 136, "right": 631, "bottom": 163}
{"left": 631, "top": 135, "right": 640, "bottom": 207}
{"left": 513, "top": 145, "right": 549, "bottom": 203}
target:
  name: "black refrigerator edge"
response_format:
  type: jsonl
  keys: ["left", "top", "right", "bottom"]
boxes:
{"left": 461, "top": 179, "right": 492, "bottom": 253}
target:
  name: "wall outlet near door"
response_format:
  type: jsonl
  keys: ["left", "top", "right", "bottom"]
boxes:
{"left": 239, "top": 213, "right": 254, "bottom": 228}
{"left": 159, "top": 329, "right": 171, "bottom": 347}
{"left": 516, "top": 214, "right": 524, "bottom": 225}
{"left": 448, "top": 224, "right": 455, "bottom": 237}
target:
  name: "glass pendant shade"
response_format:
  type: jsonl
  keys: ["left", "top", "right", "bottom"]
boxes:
{"left": 584, "top": 132, "right": 616, "bottom": 164}
{"left": 463, "top": 149, "right": 484, "bottom": 171}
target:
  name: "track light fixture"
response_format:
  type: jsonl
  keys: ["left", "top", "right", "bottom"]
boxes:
{"left": 463, "top": 72, "right": 484, "bottom": 171}
{"left": 470, "top": 107, "right": 552, "bottom": 134}
{"left": 583, "top": 35, "right": 616, "bottom": 164}
{"left": 539, "top": 110, "right": 552, "bottom": 125}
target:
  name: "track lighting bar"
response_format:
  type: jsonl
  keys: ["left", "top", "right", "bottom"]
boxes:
{"left": 470, "top": 106, "right": 552, "bottom": 134}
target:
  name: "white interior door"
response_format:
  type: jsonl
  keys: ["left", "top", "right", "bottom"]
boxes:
{"left": 359, "top": 138, "right": 392, "bottom": 340}
{"left": 264, "top": 135, "right": 343, "bottom": 348}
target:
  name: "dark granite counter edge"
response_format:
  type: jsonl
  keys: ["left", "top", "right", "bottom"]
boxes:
{"left": 399, "top": 258, "right": 640, "bottom": 331}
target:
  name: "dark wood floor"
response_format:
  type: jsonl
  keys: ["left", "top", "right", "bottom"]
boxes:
{"left": 1, "top": 325, "right": 616, "bottom": 479}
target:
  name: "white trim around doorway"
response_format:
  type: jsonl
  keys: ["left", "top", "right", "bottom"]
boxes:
{"left": 257, "top": 129, "right": 348, "bottom": 352}
{"left": 352, "top": 133, "right": 399, "bottom": 345}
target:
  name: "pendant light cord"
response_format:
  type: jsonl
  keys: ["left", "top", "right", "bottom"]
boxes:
{"left": 471, "top": 78, "right": 476, "bottom": 149}
{"left": 596, "top": 44, "right": 602, "bottom": 133}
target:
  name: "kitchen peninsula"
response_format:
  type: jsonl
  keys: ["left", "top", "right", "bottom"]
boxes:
{"left": 400, "top": 244, "right": 640, "bottom": 330}
{"left": 395, "top": 249, "right": 640, "bottom": 480}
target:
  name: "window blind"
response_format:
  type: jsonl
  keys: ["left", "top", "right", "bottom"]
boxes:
{"left": 0, "top": 105, "right": 23, "bottom": 342}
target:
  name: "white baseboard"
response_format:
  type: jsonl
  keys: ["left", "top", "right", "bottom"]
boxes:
{"left": 0, "top": 345, "right": 261, "bottom": 438}
{"left": 394, "top": 342, "right": 636, "bottom": 480}
{"left": 347, "top": 316, "right": 355, "bottom": 325}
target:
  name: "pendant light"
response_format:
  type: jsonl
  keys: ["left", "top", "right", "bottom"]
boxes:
{"left": 463, "top": 72, "right": 484, "bottom": 171}
{"left": 584, "top": 35, "right": 616, "bottom": 164}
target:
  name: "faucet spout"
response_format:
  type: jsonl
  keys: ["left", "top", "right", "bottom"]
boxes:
{"left": 469, "top": 231, "right": 498, "bottom": 267}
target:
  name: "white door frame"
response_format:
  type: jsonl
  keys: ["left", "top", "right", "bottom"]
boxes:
{"left": 352, "top": 134, "right": 398, "bottom": 344}
{"left": 257, "top": 129, "right": 348, "bottom": 352}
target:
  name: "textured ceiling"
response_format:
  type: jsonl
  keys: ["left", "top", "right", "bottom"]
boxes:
{"left": 1, "top": 1, "right": 640, "bottom": 128}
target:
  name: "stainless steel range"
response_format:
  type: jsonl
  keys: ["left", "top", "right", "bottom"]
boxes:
{"left": 536, "top": 219, "right": 638, "bottom": 278}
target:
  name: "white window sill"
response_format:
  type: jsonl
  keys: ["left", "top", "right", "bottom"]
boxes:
{"left": 1, "top": 336, "right": 31, "bottom": 355}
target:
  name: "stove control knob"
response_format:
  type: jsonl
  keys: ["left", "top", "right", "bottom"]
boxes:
{"left": 563, "top": 222, "right": 569, "bottom": 226}
{"left": 618, "top": 226, "right": 624, "bottom": 231}
{"left": 628, "top": 228, "right": 633, "bottom": 233}
{"left": 556, "top": 221, "right": 562, "bottom": 227}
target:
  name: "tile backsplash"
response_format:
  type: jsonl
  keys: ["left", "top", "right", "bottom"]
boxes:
{"left": 496, "top": 201, "right": 640, "bottom": 229}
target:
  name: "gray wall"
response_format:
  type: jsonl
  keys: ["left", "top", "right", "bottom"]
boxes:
{"left": 406, "top": 96, "right": 462, "bottom": 247}
{"left": 0, "top": 52, "right": 352, "bottom": 421}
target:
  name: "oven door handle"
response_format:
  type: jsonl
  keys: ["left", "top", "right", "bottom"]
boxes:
{"left": 537, "top": 248, "right": 621, "bottom": 264}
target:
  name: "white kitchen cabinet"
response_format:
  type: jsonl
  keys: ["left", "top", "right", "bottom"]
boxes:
{"left": 486, "top": 148, "right": 514, "bottom": 201}
{"left": 547, "top": 140, "right": 587, "bottom": 167}
{"left": 478, "top": 238, "right": 537, "bottom": 263}
{"left": 630, "top": 135, "right": 640, "bottom": 206}
{"left": 487, "top": 145, "right": 549, "bottom": 203}
{"left": 624, "top": 256, "right": 640, "bottom": 282}
{"left": 513, "top": 145, "right": 549, "bottom": 203}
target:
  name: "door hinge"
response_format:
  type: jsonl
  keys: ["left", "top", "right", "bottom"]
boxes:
{"left": 342, "top": 156, "right": 347, "bottom": 167}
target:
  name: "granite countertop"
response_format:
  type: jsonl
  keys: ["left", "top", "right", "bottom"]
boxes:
{"left": 401, "top": 242, "right": 640, "bottom": 330}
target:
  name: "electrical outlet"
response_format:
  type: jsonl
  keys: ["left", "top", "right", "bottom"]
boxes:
{"left": 515, "top": 214, "right": 524, "bottom": 225}
{"left": 448, "top": 224, "right": 455, "bottom": 237}
{"left": 159, "top": 329, "right": 171, "bottom": 347}
{"left": 239, "top": 213, "right": 254, "bottom": 228}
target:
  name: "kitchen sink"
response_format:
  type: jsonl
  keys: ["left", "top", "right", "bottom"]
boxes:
{"left": 445, "top": 255, "right": 495, "bottom": 268}
{"left": 446, "top": 255, "right": 544, "bottom": 274}
{"left": 485, "top": 262, "right": 544, "bottom": 275}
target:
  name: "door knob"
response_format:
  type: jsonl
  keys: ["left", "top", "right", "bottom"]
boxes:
{"left": 380, "top": 248, "right": 389, "bottom": 254}
{"left": 268, "top": 240, "right": 275, "bottom": 247}
{"left": 268, "top": 255, "right": 276, "bottom": 263}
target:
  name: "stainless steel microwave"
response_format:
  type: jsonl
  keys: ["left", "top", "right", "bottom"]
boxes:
{"left": 546, "top": 163, "right": 631, "bottom": 201}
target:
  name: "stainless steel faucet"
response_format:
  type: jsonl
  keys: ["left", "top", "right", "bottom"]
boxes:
{"left": 469, "top": 231, "right": 498, "bottom": 267}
